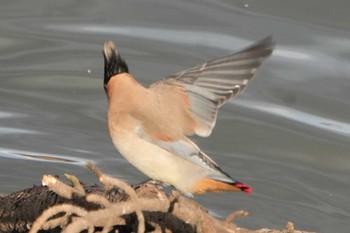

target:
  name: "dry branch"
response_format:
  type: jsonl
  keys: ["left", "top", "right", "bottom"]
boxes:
{"left": 0, "top": 163, "right": 317, "bottom": 233}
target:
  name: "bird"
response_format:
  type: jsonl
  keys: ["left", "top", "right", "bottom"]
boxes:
{"left": 102, "top": 37, "right": 274, "bottom": 196}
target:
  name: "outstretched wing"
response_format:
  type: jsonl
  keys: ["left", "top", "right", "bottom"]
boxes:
{"left": 150, "top": 37, "right": 274, "bottom": 137}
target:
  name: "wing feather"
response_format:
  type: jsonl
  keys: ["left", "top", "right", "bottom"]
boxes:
{"left": 136, "top": 126, "right": 234, "bottom": 183}
{"left": 150, "top": 37, "right": 275, "bottom": 137}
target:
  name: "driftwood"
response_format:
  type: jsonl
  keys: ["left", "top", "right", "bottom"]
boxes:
{"left": 0, "top": 163, "right": 316, "bottom": 233}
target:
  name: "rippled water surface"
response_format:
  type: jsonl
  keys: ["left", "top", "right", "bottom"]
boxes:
{"left": 1, "top": 1, "right": 350, "bottom": 232}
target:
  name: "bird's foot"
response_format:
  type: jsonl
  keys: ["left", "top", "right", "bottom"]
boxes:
{"left": 142, "top": 179, "right": 167, "bottom": 190}
{"left": 133, "top": 179, "right": 168, "bottom": 199}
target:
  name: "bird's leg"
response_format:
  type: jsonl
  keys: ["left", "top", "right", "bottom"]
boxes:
{"left": 132, "top": 179, "right": 168, "bottom": 191}
{"left": 141, "top": 179, "right": 168, "bottom": 189}
{"left": 133, "top": 179, "right": 168, "bottom": 199}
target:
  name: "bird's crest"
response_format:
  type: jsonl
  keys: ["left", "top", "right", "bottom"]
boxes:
{"left": 103, "top": 41, "right": 129, "bottom": 91}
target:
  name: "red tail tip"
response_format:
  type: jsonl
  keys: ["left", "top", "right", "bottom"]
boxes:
{"left": 235, "top": 183, "right": 253, "bottom": 194}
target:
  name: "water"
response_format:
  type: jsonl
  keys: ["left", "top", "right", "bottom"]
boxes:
{"left": 1, "top": 1, "right": 350, "bottom": 232}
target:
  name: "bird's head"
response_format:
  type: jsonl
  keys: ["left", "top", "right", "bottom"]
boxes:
{"left": 103, "top": 41, "right": 129, "bottom": 92}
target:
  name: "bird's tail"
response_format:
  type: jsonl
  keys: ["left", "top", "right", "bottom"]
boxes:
{"left": 103, "top": 41, "right": 129, "bottom": 90}
{"left": 191, "top": 178, "right": 252, "bottom": 195}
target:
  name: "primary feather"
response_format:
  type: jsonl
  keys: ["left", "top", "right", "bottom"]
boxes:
{"left": 151, "top": 37, "right": 275, "bottom": 137}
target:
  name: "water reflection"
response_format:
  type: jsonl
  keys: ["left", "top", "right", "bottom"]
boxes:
{"left": 0, "top": 127, "right": 41, "bottom": 135}
{"left": 237, "top": 100, "right": 350, "bottom": 136}
{"left": 0, "top": 149, "right": 85, "bottom": 164}
{"left": 274, "top": 49, "right": 312, "bottom": 61}
{"left": 44, "top": 24, "right": 248, "bottom": 49}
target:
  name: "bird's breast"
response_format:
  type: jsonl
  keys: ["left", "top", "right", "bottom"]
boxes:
{"left": 107, "top": 115, "right": 206, "bottom": 194}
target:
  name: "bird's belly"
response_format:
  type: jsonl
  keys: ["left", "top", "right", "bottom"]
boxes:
{"left": 111, "top": 131, "right": 205, "bottom": 194}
